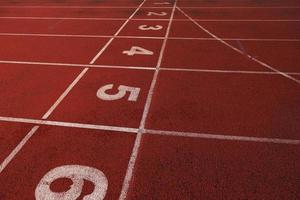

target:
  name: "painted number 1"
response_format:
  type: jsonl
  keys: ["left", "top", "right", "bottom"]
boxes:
{"left": 97, "top": 84, "right": 141, "bottom": 102}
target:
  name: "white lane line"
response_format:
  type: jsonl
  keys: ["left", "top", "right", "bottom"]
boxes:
{"left": 177, "top": 7, "right": 300, "bottom": 84}
{"left": 179, "top": 6, "right": 300, "bottom": 9}
{"left": 0, "top": 16, "right": 171, "bottom": 21}
{"left": 90, "top": 0, "right": 146, "bottom": 64}
{"left": 119, "top": 1, "right": 178, "bottom": 200}
{"left": 140, "top": 0, "right": 180, "bottom": 129}
{"left": 146, "top": 129, "right": 300, "bottom": 145}
{"left": 0, "top": 69, "right": 91, "bottom": 173}
{"left": 0, "top": 116, "right": 298, "bottom": 145}
{"left": 1, "top": 6, "right": 299, "bottom": 9}
{"left": 0, "top": 1, "right": 147, "bottom": 173}
{"left": 169, "top": 37, "right": 300, "bottom": 42}
{"left": 0, "top": 33, "right": 166, "bottom": 40}
{"left": 0, "top": 125, "right": 39, "bottom": 173}
{"left": 0, "top": 33, "right": 113, "bottom": 38}
{"left": 160, "top": 67, "right": 300, "bottom": 75}
{"left": 0, "top": 6, "right": 172, "bottom": 9}
{"left": 42, "top": 68, "right": 88, "bottom": 119}
{"left": 0, "top": 60, "right": 156, "bottom": 70}
{"left": 0, "top": 16, "right": 128, "bottom": 20}
{"left": 1, "top": 32, "right": 300, "bottom": 42}
{"left": 0, "top": 116, "right": 138, "bottom": 133}
{"left": 1, "top": 59, "right": 300, "bottom": 75}
{"left": 1, "top": 16, "right": 300, "bottom": 22}
{"left": 193, "top": 19, "right": 300, "bottom": 22}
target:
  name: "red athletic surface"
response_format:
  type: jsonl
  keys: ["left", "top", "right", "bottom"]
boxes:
{"left": 0, "top": 35, "right": 109, "bottom": 63}
{"left": 0, "top": 0, "right": 299, "bottom": 199}
{"left": 0, "top": 122, "right": 32, "bottom": 161}
{"left": 174, "top": 8, "right": 300, "bottom": 20}
{"left": 128, "top": 134, "right": 300, "bottom": 199}
{"left": 228, "top": 40, "right": 300, "bottom": 73}
{"left": 0, "top": 63, "right": 81, "bottom": 118}
{"left": 49, "top": 68, "right": 153, "bottom": 127}
{"left": 162, "top": 39, "right": 268, "bottom": 71}
{"left": 0, "top": 7, "right": 135, "bottom": 18}
{"left": 195, "top": 21, "right": 300, "bottom": 39}
{"left": 0, "top": 126, "right": 135, "bottom": 199}
{"left": 147, "top": 71, "right": 300, "bottom": 139}
{"left": 0, "top": 18, "right": 125, "bottom": 35}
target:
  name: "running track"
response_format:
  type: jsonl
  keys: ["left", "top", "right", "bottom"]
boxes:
{"left": 0, "top": 0, "right": 299, "bottom": 199}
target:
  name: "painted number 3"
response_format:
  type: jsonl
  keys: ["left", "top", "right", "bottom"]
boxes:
{"left": 138, "top": 24, "right": 163, "bottom": 30}
{"left": 35, "top": 165, "right": 108, "bottom": 200}
{"left": 97, "top": 84, "right": 141, "bottom": 101}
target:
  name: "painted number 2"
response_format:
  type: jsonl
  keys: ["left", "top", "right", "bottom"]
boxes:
{"left": 35, "top": 165, "right": 108, "bottom": 200}
{"left": 97, "top": 84, "right": 141, "bottom": 102}
{"left": 147, "top": 11, "right": 167, "bottom": 16}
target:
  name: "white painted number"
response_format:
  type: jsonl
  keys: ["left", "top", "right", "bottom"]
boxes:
{"left": 97, "top": 84, "right": 140, "bottom": 102}
{"left": 147, "top": 11, "right": 167, "bottom": 16}
{"left": 154, "top": 2, "right": 171, "bottom": 5}
{"left": 123, "top": 46, "right": 153, "bottom": 56}
{"left": 35, "top": 165, "right": 108, "bottom": 200}
{"left": 138, "top": 25, "right": 163, "bottom": 31}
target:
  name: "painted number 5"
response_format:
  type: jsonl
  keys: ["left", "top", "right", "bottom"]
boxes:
{"left": 35, "top": 165, "right": 108, "bottom": 200}
{"left": 97, "top": 84, "right": 141, "bottom": 102}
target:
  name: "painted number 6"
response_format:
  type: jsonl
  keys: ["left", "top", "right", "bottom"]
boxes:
{"left": 35, "top": 165, "right": 108, "bottom": 200}
{"left": 97, "top": 84, "right": 141, "bottom": 102}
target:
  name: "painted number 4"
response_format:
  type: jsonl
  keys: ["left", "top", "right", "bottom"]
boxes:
{"left": 97, "top": 84, "right": 141, "bottom": 102}
{"left": 123, "top": 46, "right": 153, "bottom": 56}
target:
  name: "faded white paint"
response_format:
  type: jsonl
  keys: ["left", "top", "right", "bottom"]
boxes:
{"left": 147, "top": 11, "right": 167, "bottom": 16}
{"left": 138, "top": 24, "right": 163, "bottom": 30}
{"left": 123, "top": 46, "right": 154, "bottom": 56}
{"left": 35, "top": 165, "right": 108, "bottom": 200}
{"left": 97, "top": 84, "right": 140, "bottom": 101}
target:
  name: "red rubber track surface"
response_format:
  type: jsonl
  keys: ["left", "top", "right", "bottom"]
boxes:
{"left": 0, "top": 0, "right": 299, "bottom": 200}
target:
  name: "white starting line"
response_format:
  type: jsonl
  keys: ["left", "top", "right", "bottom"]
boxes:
{"left": 0, "top": 116, "right": 299, "bottom": 145}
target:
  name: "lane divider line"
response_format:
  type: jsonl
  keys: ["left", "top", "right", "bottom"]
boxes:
{"left": 0, "top": 5, "right": 299, "bottom": 9}
{"left": 42, "top": 68, "right": 88, "bottom": 119}
{"left": 0, "top": 0, "right": 147, "bottom": 174}
{"left": 119, "top": 1, "right": 178, "bottom": 199}
{"left": 0, "top": 6, "right": 166, "bottom": 8}
{"left": 1, "top": 59, "right": 300, "bottom": 75}
{"left": 0, "top": 116, "right": 298, "bottom": 145}
{"left": 176, "top": 6, "right": 300, "bottom": 84}
{"left": 0, "top": 126, "right": 39, "bottom": 173}
{"left": 2, "top": 32, "right": 300, "bottom": 42}
{"left": 1, "top": 16, "right": 300, "bottom": 22}
{"left": 147, "top": 129, "right": 300, "bottom": 145}
{"left": 90, "top": 1, "right": 147, "bottom": 64}
{"left": 0, "top": 116, "right": 138, "bottom": 133}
